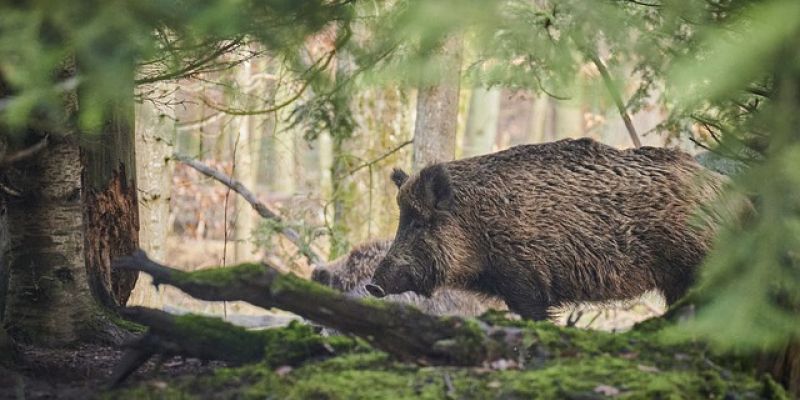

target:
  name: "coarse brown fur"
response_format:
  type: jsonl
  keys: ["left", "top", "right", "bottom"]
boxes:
{"left": 312, "top": 240, "right": 505, "bottom": 317}
{"left": 369, "top": 138, "right": 728, "bottom": 320}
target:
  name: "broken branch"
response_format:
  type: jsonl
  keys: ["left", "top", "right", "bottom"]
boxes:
{"left": 174, "top": 153, "right": 323, "bottom": 266}
{"left": 588, "top": 53, "right": 642, "bottom": 148}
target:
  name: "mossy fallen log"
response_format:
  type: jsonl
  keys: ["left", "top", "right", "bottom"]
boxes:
{"left": 110, "top": 308, "right": 358, "bottom": 386}
{"left": 113, "top": 250, "right": 525, "bottom": 367}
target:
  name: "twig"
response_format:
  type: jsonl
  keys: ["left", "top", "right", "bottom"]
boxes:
{"left": 197, "top": 50, "right": 335, "bottom": 116}
{"left": 135, "top": 40, "right": 244, "bottom": 85}
{"left": 348, "top": 139, "right": 413, "bottom": 175}
{"left": 443, "top": 372, "right": 456, "bottom": 399}
{"left": 583, "top": 310, "right": 602, "bottom": 329}
{"left": 0, "top": 135, "right": 49, "bottom": 167}
{"left": 565, "top": 309, "right": 583, "bottom": 328}
{"left": 587, "top": 53, "right": 642, "bottom": 148}
{"left": 174, "top": 153, "right": 323, "bottom": 266}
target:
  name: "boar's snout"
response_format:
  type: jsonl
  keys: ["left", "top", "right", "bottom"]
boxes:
{"left": 365, "top": 283, "right": 386, "bottom": 298}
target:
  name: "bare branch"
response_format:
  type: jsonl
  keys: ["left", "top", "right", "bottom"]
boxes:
{"left": 135, "top": 39, "right": 244, "bottom": 85}
{"left": 348, "top": 139, "right": 413, "bottom": 175}
{"left": 197, "top": 50, "right": 335, "bottom": 116}
{"left": 174, "top": 153, "right": 323, "bottom": 266}
{"left": 588, "top": 53, "right": 642, "bottom": 148}
{"left": 0, "top": 135, "right": 49, "bottom": 167}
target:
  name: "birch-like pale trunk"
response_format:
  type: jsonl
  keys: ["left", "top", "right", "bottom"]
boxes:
{"left": 412, "top": 36, "right": 463, "bottom": 171}
{"left": 128, "top": 83, "right": 176, "bottom": 308}
{"left": 463, "top": 87, "right": 500, "bottom": 157}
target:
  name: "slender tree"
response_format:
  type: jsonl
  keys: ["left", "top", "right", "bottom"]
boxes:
{"left": 412, "top": 35, "right": 463, "bottom": 170}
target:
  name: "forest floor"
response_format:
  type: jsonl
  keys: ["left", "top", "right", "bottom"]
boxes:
{"left": 0, "top": 343, "right": 227, "bottom": 400}
{"left": 1, "top": 314, "right": 790, "bottom": 400}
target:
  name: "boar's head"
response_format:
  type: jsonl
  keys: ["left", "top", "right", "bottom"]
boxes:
{"left": 367, "top": 164, "right": 475, "bottom": 298}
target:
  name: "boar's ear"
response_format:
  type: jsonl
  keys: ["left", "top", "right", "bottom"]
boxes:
{"left": 391, "top": 168, "right": 409, "bottom": 188}
{"left": 419, "top": 164, "right": 454, "bottom": 212}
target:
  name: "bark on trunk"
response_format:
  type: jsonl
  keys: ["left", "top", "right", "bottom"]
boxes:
{"left": 82, "top": 99, "right": 139, "bottom": 308}
{"left": 3, "top": 136, "right": 97, "bottom": 345}
{"left": 463, "top": 87, "right": 500, "bottom": 157}
{"left": 412, "top": 36, "right": 463, "bottom": 171}
{"left": 1, "top": 66, "right": 138, "bottom": 345}
{"left": 128, "top": 84, "right": 176, "bottom": 308}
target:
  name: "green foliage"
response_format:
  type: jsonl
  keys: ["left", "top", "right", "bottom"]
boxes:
{"left": 0, "top": 0, "right": 353, "bottom": 133}
{"left": 660, "top": 0, "right": 800, "bottom": 350}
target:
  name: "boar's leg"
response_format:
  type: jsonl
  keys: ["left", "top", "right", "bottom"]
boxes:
{"left": 500, "top": 287, "right": 552, "bottom": 321}
{"left": 504, "top": 299, "right": 552, "bottom": 321}
{"left": 660, "top": 272, "right": 695, "bottom": 306}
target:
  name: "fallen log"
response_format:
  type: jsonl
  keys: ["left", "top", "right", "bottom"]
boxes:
{"left": 109, "top": 307, "right": 355, "bottom": 387}
{"left": 113, "top": 250, "right": 526, "bottom": 366}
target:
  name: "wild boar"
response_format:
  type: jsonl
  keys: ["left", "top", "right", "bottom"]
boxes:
{"left": 312, "top": 240, "right": 505, "bottom": 317}
{"left": 367, "top": 138, "right": 726, "bottom": 320}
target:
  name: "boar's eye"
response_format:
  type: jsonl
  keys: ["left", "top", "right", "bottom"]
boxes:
{"left": 398, "top": 204, "right": 423, "bottom": 229}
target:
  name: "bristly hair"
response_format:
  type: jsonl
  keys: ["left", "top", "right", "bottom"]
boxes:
{"left": 391, "top": 168, "right": 409, "bottom": 188}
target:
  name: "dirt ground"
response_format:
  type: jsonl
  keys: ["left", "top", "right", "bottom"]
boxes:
{"left": 0, "top": 343, "right": 226, "bottom": 400}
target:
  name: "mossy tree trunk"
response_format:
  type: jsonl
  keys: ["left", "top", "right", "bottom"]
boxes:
{"left": 1, "top": 68, "right": 138, "bottom": 346}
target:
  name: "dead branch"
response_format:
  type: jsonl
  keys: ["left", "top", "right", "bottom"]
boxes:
{"left": 589, "top": 53, "right": 642, "bottom": 148}
{"left": 0, "top": 135, "right": 49, "bottom": 168}
{"left": 174, "top": 153, "right": 323, "bottom": 266}
{"left": 113, "top": 250, "right": 527, "bottom": 366}
{"left": 348, "top": 139, "right": 414, "bottom": 175}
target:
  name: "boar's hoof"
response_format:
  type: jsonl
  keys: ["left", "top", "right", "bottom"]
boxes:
{"left": 365, "top": 284, "right": 386, "bottom": 298}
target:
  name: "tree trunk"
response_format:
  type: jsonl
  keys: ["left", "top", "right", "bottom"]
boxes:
{"left": 1, "top": 68, "right": 138, "bottom": 345}
{"left": 463, "top": 87, "right": 500, "bottom": 157}
{"left": 128, "top": 84, "right": 176, "bottom": 308}
{"left": 233, "top": 56, "right": 259, "bottom": 264}
{"left": 412, "top": 36, "right": 463, "bottom": 171}
{"left": 82, "top": 96, "right": 139, "bottom": 310}
{"left": 3, "top": 135, "right": 98, "bottom": 345}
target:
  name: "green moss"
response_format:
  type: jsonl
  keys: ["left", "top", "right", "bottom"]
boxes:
{"left": 269, "top": 271, "right": 341, "bottom": 297}
{"left": 110, "top": 315, "right": 789, "bottom": 399}
{"left": 172, "top": 314, "right": 267, "bottom": 359}
{"left": 176, "top": 263, "right": 266, "bottom": 287}
{"left": 169, "top": 315, "right": 360, "bottom": 365}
